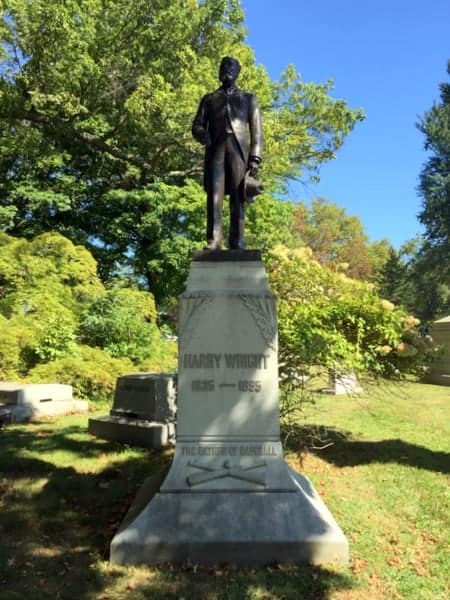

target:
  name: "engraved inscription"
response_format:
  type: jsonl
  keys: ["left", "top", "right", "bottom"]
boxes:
{"left": 181, "top": 444, "right": 277, "bottom": 457}
{"left": 238, "top": 380, "right": 261, "bottom": 392}
{"left": 184, "top": 353, "right": 222, "bottom": 369}
{"left": 224, "top": 354, "right": 268, "bottom": 369}
{"left": 191, "top": 380, "right": 215, "bottom": 392}
{"left": 183, "top": 353, "right": 269, "bottom": 369}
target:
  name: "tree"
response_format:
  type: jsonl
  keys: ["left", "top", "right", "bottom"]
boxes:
{"left": 290, "top": 198, "right": 386, "bottom": 280}
{"left": 416, "top": 61, "right": 450, "bottom": 280}
{"left": 0, "top": 0, "right": 364, "bottom": 307}
{"left": 0, "top": 231, "right": 103, "bottom": 374}
{"left": 78, "top": 287, "right": 159, "bottom": 364}
{"left": 402, "top": 238, "right": 450, "bottom": 323}
{"left": 375, "top": 237, "right": 450, "bottom": 323}
{"left": 377, "top": 246, "right": 408, "bottom": 305}
{"left": 0, "top": 232, "right": 173, "bottom": 383}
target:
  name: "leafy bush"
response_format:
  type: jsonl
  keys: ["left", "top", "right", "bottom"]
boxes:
{"left": 27, "top": 345, "right": 134, "bottom": 405}
{"left": 137, "top": 338, "right": 178, "bottom": 373}
{"left": 0, "top": 316, "right": 36, "bottom": 379}
{"left": 0, "top": 232, "right": 103, "bottom": 373}
{"left": 78, "top": 288, "right": 160, "bottom": 364}
{"left": 268, "top": 246, "right": 436, "bottom": 386}
{"left": 0, "top": 234, "right": 170, "bottom": 385}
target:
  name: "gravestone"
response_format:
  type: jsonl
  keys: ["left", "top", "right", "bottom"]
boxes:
{"left": 110, "top": 251, "right": 349, "bottom": 565}
{"left": 322, "top": 371, "right": 363, "bottom": 395}
{"left": 88, "top": 372, "right": 177, "bottom": 448}
{"left": 425, "top": 316, "right": 450, "bottom": 386}
{"left": 0, "top": 382, "right": 88, "bottom": 424}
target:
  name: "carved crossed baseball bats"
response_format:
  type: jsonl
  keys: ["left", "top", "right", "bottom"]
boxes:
{"left": 186, "top": 460, "right": 266, "bottom": 487}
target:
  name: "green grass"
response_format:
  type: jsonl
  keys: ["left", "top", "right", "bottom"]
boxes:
{"left": 0, "top": 381, "right": 449, "bottom": 599}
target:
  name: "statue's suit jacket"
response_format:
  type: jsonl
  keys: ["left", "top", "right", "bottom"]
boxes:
{"left": 192, "top": 87, "right": 263, "bottom": 193}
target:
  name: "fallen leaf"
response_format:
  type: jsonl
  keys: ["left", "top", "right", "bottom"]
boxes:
{"left": 387, "top": 556, "right": 402, "bottom": 568}
{"left": 351, "top": 558, "right": 369, "bottom": 573}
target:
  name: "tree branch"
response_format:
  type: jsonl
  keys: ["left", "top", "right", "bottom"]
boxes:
{"left": 5, "top": 107, "right": 202, "bottom": 179}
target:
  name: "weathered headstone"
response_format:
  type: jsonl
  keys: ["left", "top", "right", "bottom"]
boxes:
{"left": 425, "top": 316, "right": 450, "bottom": 386}
{"left": 0, "top": 382, "right": 88, "bottom": 424}
{"left": 88, "top": 373, "right": 177, "bottom": 448}
{"left": 110, "top": 252, "right": 349, "bottom": 565}
{"left": 322, "top": 371, "right": 363, "bottom": 395}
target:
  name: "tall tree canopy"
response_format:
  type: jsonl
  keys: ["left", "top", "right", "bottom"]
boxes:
{"left": 417, "top": 60, "right": 450, "bottom": 273}
{"left": 0, "top": 0, "right": 364, "bottom": 306}
{"left": 290, "top": 198, "right": 390, "bottom": 281}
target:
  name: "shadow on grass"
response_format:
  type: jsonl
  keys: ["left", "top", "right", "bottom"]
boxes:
{"left": 283, "top": 424, "right": 450, "bottom": 474}
{"left": 0, "top": 420, "right": 354, "bottom": 599}
{"left": 0, "top": 423, "right": 171, "bottom": 599}
{"left": 122, "top": 564, "right": 353, "bottom": 600}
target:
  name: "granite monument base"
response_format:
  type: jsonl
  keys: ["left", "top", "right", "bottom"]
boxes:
{"left": 88, "top": 373, "right": 177, "bottom": 449}
{"left": 110, "top": 251, "right": 348, "bottom": 565}
{"left": 111, "top": 467, "right": 348, "bottom": 565}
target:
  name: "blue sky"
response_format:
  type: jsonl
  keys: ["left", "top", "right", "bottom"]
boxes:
{"left": 241, "top": 0, "right": 449, "bottom": 248}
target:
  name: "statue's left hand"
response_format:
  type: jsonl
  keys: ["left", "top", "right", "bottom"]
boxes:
{"left": 248, "top": 159, "right": 260, "bottom": 178}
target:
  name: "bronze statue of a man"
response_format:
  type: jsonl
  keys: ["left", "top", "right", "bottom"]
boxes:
{"left": 192, "top": 57, "right": 263, "bottom": 250}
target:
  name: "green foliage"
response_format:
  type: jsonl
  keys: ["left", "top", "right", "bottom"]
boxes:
{"left": 86, "top": 179, "right": 205, "bottom": 305}
{"left": 0, "top": 314, "right": 35, "bottom": 378}
{"left": 376, "top": 238, "right": 450, "bottom": 324}
{"left": 28, "top": 312, "right": 76, "bottom": 364}
{"left": 268, "top": 246, "right": 435, "bottom": 387}
{"left": 0, "top": 231, "right": 103, "bottom": 372}
{"left": 290, "top": 198, "right": 391, "bottom": 281}
{"left": 266, "top": 66, "right": 364, "bottom": 190}
{"left": 0, "top": 231, "right": 102, "bottom": 318}
{"left": 417, "top": 60, "right": 450, "bottom": 260}
{"left": 245, "top": 194, "right": 296, "bottom": 253}
{"left": 78, "top": 287, "right": 159, "bottom": 364}
{"left": 0, "top": 232, "right": 172, "bottom": 394}
{"left": 138, "top": 339, "right": 178, "bottom": 374}
{"left": 377, "top": 246, "right": 409, "bottom": 305}
{"left": 27, "top": 345, "right": 134, "bottom": 404}
{"left": 0, "top": 0, "right": 363, "bottom": 307}
{"left": 407, "top": 61, "right": 450, "bottom": 322}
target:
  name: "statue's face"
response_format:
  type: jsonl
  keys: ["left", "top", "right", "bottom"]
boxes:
{"left": 219, "top": 58, "right": 240, "bottom": 84}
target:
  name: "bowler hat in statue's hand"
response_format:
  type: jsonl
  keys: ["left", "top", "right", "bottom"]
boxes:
{"left": 243, "top": 170, "right": 264, "bottom": 203}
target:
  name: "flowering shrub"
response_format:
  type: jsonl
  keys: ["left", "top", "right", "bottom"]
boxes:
{"left": 267, "top": 246, "right": 436, "bottom": 384}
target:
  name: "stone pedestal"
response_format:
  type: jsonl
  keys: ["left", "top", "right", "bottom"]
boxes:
{"left": 88, "top": 373, "right": 177, "bottom": 449}
{"left": 110, "top": 251, "right": 348, "bottom": 565}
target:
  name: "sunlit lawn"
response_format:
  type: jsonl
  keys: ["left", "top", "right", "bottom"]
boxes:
{"left": 0, "top": 381, "right": 449, "bottom": 599}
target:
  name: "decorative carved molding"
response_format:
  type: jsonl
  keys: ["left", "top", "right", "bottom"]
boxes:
{"left": 179, "top": 294, "right": 213, "bottom": 342}
{"left": 239, "top": 294, "right": 277, "bottom": 350}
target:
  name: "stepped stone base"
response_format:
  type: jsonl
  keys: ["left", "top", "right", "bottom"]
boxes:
{"left": 110, "top": 467, "right": 348, "bottom": 566}
{"left": 109, "top": 253, "right": 349, "bottom": 566}
{"left": 88, "top": 415, "right": 175, "bottom": 449}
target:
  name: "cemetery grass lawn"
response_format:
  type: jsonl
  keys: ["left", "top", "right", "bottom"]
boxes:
{"left": 0, "top": 381, "right": 449, "bottom": 599}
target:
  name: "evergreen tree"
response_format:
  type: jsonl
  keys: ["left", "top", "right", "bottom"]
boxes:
{"left": 417, "top": 60, "right": 450, "bottom": 273}
{"left": 378, "top": 247, "right": 408, "bottom": 305}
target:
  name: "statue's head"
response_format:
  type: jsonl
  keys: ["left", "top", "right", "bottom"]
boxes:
{"left": 219, "top": 57, "right": 241, "bottom": 84}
